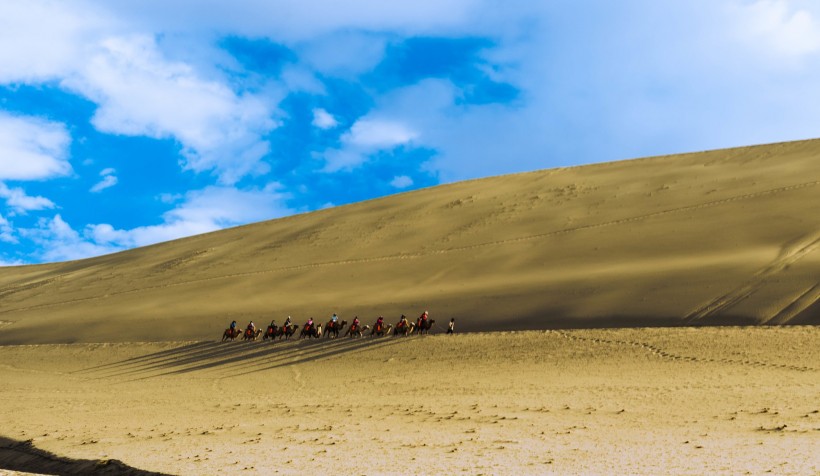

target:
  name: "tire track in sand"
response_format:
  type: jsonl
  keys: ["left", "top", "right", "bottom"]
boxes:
{"left": 0, "top": 180, "right": 817, "bottom": 317}
{"left": 552, "top": 331, "right": 817, "bottom": 373}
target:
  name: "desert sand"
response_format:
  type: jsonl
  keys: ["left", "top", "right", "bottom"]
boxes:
{"left": 0, "top": 328, "right": 818, "bottom": 475}
{"left": 0, "top": 139, "right": 818, "bottom": 474}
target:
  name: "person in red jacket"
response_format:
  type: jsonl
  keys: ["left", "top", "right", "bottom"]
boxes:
{"left": 417, "top": 311, "right": 429, "bottom": 330}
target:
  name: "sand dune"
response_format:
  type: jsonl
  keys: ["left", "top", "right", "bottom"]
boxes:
{"left": 0, "top": 139, "right": 818, "bottom": 343}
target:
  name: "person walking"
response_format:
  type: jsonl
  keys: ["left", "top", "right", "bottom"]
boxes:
{"left": 446, "top": 318, "right": 455, "bottom": 335}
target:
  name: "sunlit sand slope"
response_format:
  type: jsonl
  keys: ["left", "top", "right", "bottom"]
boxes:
{"left": 0, "top": 139, "right": 818, "bottom": 343}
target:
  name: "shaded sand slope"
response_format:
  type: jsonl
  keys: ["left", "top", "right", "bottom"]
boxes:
{"left": 1, "top": 139, "right": 819, "bottom": 343}
{"left": 0, "top": 328, "right": 817, "bottom": 474}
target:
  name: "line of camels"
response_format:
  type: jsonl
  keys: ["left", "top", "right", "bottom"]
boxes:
{"left": 222, "top": 316, "right": 436, "bottom": 342}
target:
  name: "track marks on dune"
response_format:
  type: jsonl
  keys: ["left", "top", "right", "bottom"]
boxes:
{"left": 766, "top": 283, "right": 820, "bottom": 325}
{"left": 442, "top": 180, "right": 819, "bottom": 253}
{"left": 552, "top": 331, "right": 818, "bottom": 373}
{"left": 686, "top": 229, "right": 820, "bottom": 323}
{"left": 1, "top": 180, "right": 817, "bottom": 317}
{"left": 0, "top": 275, "right": 65, "bottom": 300}
{"left": 151, "top": 249, "right": 213, "bottom": 274}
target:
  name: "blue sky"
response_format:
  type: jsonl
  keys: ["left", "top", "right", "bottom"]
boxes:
{"left": 2, "top": 0, "right": 820, "bottom": 264}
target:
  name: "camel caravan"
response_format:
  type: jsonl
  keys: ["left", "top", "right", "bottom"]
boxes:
{"left": 221, "top": 312, "right": 436, "bottom": 342}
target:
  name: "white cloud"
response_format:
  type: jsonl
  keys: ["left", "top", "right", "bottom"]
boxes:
{"left": 90, "top": 167, "right": 118, "bottom": 193}
{"left": 19, "top": 185, "right": 293, "bottom": 262}
{"left": 62, "top": 35, "right": 279, "bottom": 184}
{"left": 312, "top": 108, "right": 338, "bottom": 129}
{"left": 321, "top": 117, "right": 419, "bottom": 172}
{"left": 0, "top": 113, "right": 72, "bottom": 180}
{"left": 320, "top": 149, "right": 367, "bottom": 172}
{"left": 0, "top": 183, "right": 55, "bottom": 213}
{"left": 298, "top": 31, "right": 387, "bottom": 77}
{"left": 101, "top": 1, "right": 482, "bottom": 42}
{"left": 0, "top": 1, "right": 113, "bottom": 83}
{"left": 21, "top": 214, "right": 120, "bottom": 262}
{"left": 87, "top": 184, "right": 294, "bottom": 249}
{"left": 0, "top": 214, "right": 16, "bottom": 244}
{"left": 344, "top": 119, "right": 418, "bottom": 148}
{"left": 733, "top": 0, "right": 820, "bottom": 58}
{"left": 158, "top": 192, "right": 183, "bottom": 204}
{"left": 390, "top": 175, "right": 413, "bottom": 188}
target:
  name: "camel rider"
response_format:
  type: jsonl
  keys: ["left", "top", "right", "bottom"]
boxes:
{"left": 230, "top": 320, "right": 237, "bottom": 331}
{"left": 247, "top": 321, "right": 255, "bottom": 332}
{"left": 305, "top": 317, "right": 314, "bottom": 331}
{"left": 331, "top": 313, "right": 339, "bottom": 326}
{"left": 418, "top": 311, "right": 429, "bottom": 328}
{"left": 284, "top": 316, "right": 292, "bottom": 328}
{"left": 398, "top": 315, "right": 408, "bottom": 329}
{"left": 375, "top": 316, "right": 384, "bottom": 331}
{"left": 351, "top": 316, "right": 360, "bottom": 331}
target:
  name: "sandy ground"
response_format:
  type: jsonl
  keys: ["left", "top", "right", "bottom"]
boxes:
{"left": 0, "top": 327, "right": 817, "bottom": 475}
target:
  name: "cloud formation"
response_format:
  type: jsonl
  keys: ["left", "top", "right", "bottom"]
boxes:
{"left": 733, "top": 0, "right": 820, "bottom": 58}
{"left": 322, "top": 117, "right": 419, "bottom": 172}
{"left": 63, "top": 35, "right": 279, "bottom": 184}
{"left": 312, "top": 108, "right": 338, "bottom": 129}
{"left": 21, "top": 214, "right": 119, "bottom": 262}
{"left": 0, "top": 183, "right": 55, "bottom": 213}
{"left": 86, "top": 184, "right": 293, "bottom": 250}
{"left": 90, "top": 168, "right": 118, "bottom": 193}
{"left": 390, "top": 175, "right": 413, "bottom": 189}
{"left": 0, "top": 113, "right": 72, "bottom": 181}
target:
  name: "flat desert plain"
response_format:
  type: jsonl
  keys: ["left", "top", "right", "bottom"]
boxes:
{"left": 0, "top": 139, "right": 818, "bottom": 474}
{"left": 0, "top": 328, "right": 818, "bottom": 475}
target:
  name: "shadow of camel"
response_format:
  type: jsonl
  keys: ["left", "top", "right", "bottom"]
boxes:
{"left": 77, "top": 335, "right": 416, "bottom": 380}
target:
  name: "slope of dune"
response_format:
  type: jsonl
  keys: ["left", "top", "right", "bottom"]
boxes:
{"left": 1, "top": 139, "right": 819, "bottom": 343}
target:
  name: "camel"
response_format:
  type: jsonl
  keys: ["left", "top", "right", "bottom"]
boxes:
{"left": 324, "top": 320, "right": 347, "bottom": 338}
{"left": 415, "top": 319, "right": 435, "bottom": 335}
{"left": 222, "top": 328, "right": 242, "bottom": 341}
{"left": 371, "top": 323, "right": 393, "bottom": 337}
{"left": 393, "top": 321, "right": 415, "bottom": 337}
{"left": 300, "top": 322, "right": 322, "bottom": 339}
{"left": 277, "top": 324, "right": 299, "bottom": 340}
{"left": 344, "top": 324, "right": 370, "bottom": 338}
{"left": 243, "top": 328, "right": 263, "bottom": 341}
{"left": 262, "top": 325, "right": 279, "bottom": 341}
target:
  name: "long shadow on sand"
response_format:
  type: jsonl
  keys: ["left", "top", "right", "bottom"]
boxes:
{"left": 78, "top": 336, "right": 413, "bottom": 380}
{"left": 0, "top": 436, "right": 171, "bottom": 475}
